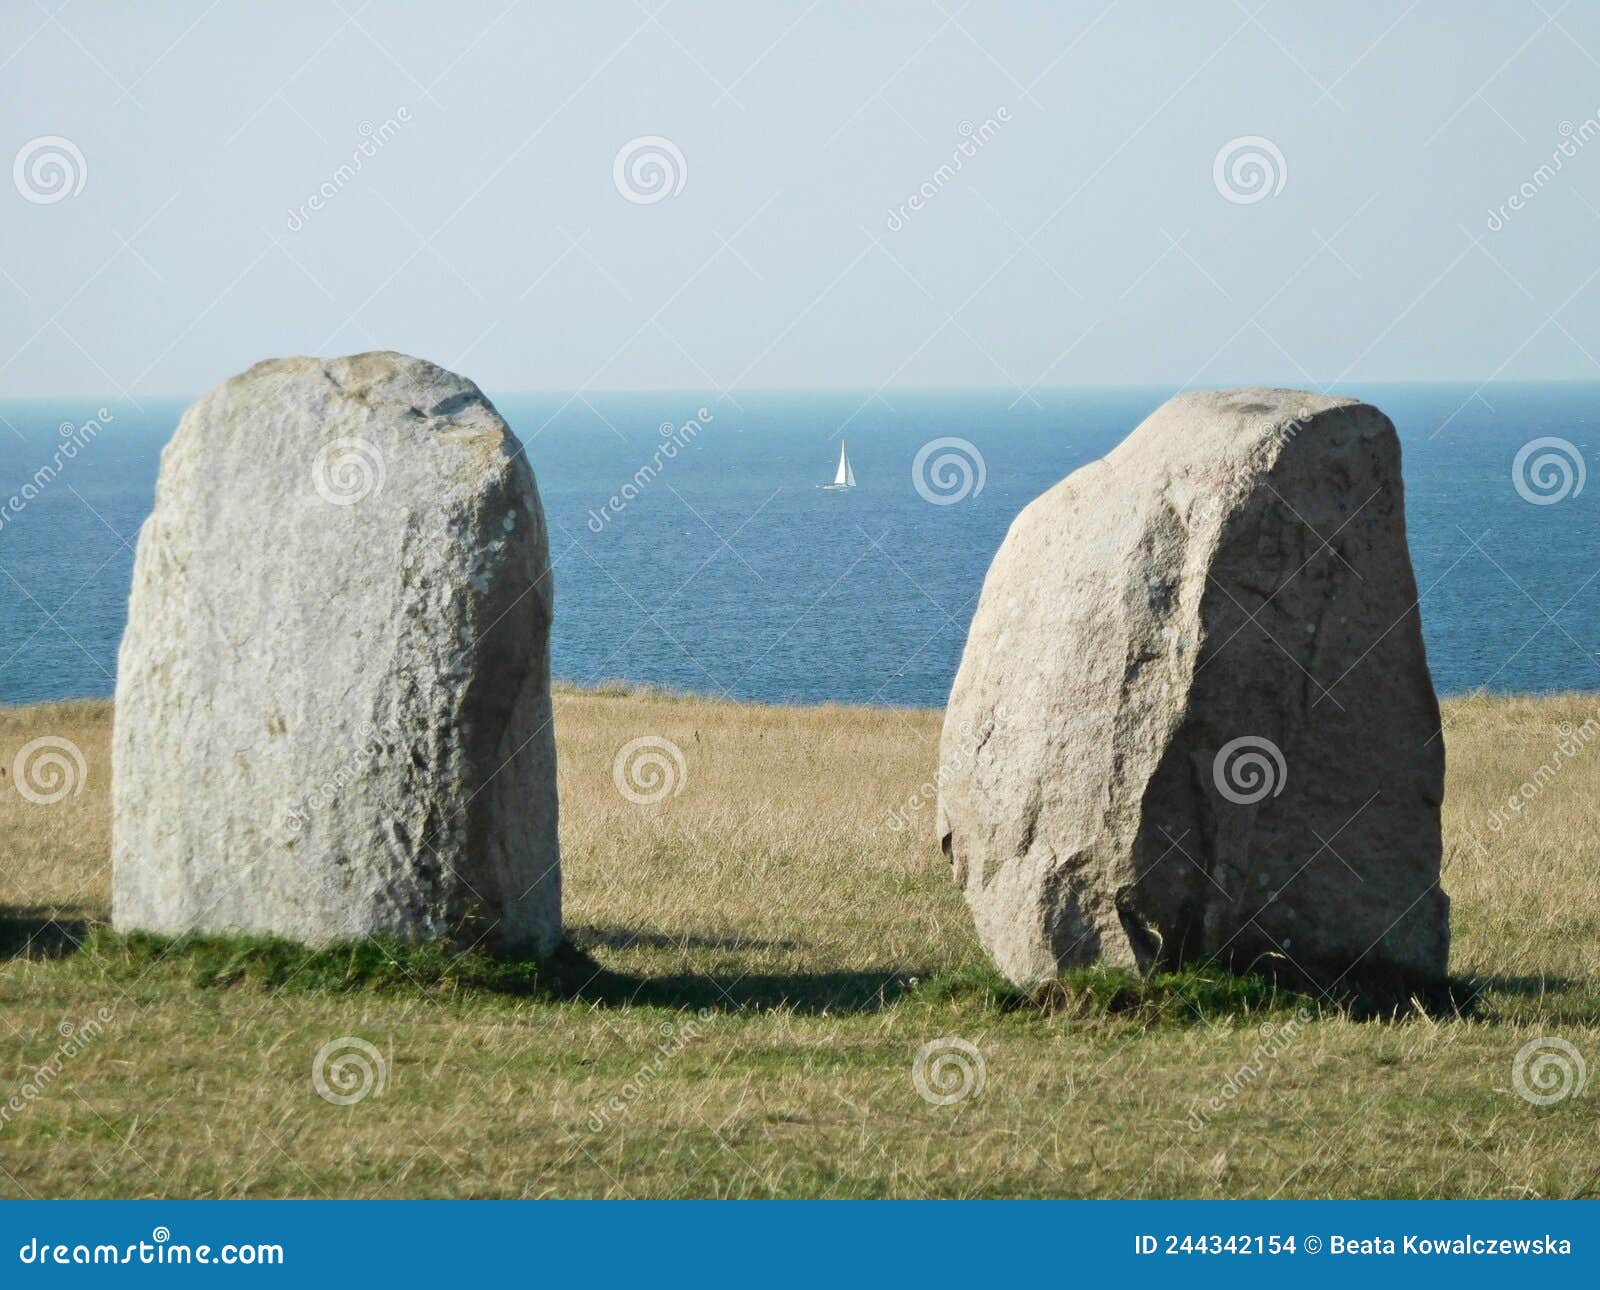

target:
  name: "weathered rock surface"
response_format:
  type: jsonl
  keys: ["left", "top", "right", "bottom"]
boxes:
{"left": 113, "top": 351, "right": 560, "bottom": 954}
{"left": 937, "top": 388, "right": 1447, "bottom": 990}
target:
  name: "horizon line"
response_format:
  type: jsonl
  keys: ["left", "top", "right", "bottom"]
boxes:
{"left": 5, "top": 375, "right": 1600, "bottom": 404}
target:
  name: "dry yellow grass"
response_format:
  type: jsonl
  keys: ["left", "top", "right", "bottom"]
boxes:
{"left": 0, "top": 699, "right": 111, "bottom": 920}
{"left": 0, "top": 688, "right": 1598, "bottom": 1198}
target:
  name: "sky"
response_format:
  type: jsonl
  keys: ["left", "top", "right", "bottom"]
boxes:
{"left": 4, "top": 1, "right": 1600, "bottom": 398}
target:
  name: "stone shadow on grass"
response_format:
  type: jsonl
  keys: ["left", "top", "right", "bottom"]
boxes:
{"left": 0, "top": 907, "right": 92, "bottom": 961}
{"left": 1463, "top": 972, "right": 1583, "bottom": 998}
{"left": 1450, "top": 973, "right": 1595, "bottom": 1026}
{"left": 66, "top": 927, "right": 918, "bottom": 1017}
{"left": 562, "top": 957, "right": 916, "bottom": 1016}
{"left": 567, "top": 924, "right": 803, "bottom": 953}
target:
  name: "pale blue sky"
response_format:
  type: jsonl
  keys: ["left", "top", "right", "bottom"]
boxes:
{"left": 4, "top": 1, "right": 1599, "bottom": 397}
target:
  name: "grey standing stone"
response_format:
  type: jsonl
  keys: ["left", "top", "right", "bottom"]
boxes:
{"left": 937, "top": 388, "right": 1447, "bottom": 991}
{"left": 113, "top": 352, "right": 560, "bottom": 955}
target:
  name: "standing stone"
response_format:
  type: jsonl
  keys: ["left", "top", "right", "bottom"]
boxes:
{"left": 937, "top": 389, "right": 1447, "bottom": 991}
{"left": 113, "top": 352, "right": 560, "bottom": 954}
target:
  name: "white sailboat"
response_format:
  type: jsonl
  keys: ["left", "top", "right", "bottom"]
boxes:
{"left": 821, "top": 440, "right": 856, "bottom": 490}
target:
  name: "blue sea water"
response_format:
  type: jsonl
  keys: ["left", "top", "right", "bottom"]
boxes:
{"left": 0, "top": 383, "right": 1596, "bottom": 708}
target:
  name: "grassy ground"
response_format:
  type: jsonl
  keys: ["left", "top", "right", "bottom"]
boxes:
{"left": 1, "top": 688, "right": 1598, "bottom": 1198}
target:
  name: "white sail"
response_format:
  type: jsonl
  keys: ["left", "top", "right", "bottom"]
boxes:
{"left": 834, "top": 441, "right": 851, "bottom": 487}
{"left": 822, "top": 440, "right": 856, "bottom": 489}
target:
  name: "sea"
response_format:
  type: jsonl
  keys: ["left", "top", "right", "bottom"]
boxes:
{"left": 1, "top": 383, "right": 1596, "bottom": 709}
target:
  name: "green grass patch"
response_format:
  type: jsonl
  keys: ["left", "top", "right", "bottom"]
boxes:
{"left": 916, "top": 960, "right": 1315, "bottom": 1024}
{"left": 912, "top": 962, "right": 1029, "bottom": 1009}
{"left": 73, "top": 927, "right": 591, "bottom": 997}
{"left": 1035, "top": 962, "right": 1311, "bottom": 1022}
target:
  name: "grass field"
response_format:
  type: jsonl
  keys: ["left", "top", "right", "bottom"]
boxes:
{"left": 1, "top": 688, "right": 1598, "bottom": 1199}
